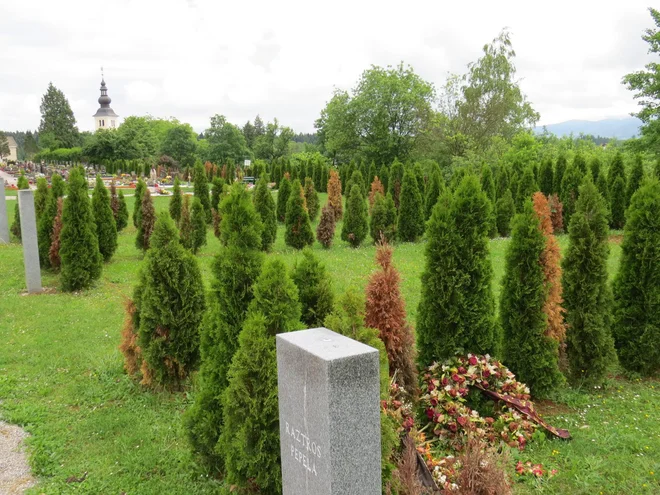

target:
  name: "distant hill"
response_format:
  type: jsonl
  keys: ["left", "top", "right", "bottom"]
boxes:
{"left": 535, "top": 117, "right": 642, "bottom": 140}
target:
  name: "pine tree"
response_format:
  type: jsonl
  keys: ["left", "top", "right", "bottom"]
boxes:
{"left": 560, "top": 161, "right": 583, "bottom": 225}
{"left": 136, "top": 189, "right": 156, "bottom": 252}
{"left": 425, "top": 164, "right": 444, "bottom": 221}
{"left": 368, "top": 176, "right": 385, "bottom": 212}
{"left": 327, "top": 168, "right": 343, "bottom": 220}
{"left": 179, "top": 195, "right": 193, "bottom": 250}
{"left": 341, "top": 184, "right": 369, "bottom": 248}
{"left": 10, "top": 173, "right": 29, "bottom": 240}
{"left": 554, "top": 154, "right": 567, "bottom": 195}
{"left": 610, "top": 176, "right": 627, "bottom": 229}
{"left": 626, "top": 154, "right": 645, "bottom": 206}
{"left": 285, "top": 179, "right": 314, "bottom": 250}
{"left": 303, "top": 177, "right": 320, "bottom": 220}
{"left": 495, "top": 188, "right": 515, "bottom": 237}
{"left": 276, "top": 175, "right": 292, "bottom": 222}
{"left": 389, "top": 159, "right": 404, "bottom": 208}
{"left": 516, "top": 165, "right": 538, "bottom": 210}
{"left": 481, "top": 163, "right": 496, "bottom": 204}
{"left": 365, "top": 242, "right": 417, "bottom": 397}
{"left": 397, "top": 169, "right": 425, "bottom": 242}
{"left": 194, "top": 162, "right": 212, "bottom": 223}
{"left": 612, "top": 180, "right": 660, "bottom": 376}
{"left": 316, "top": 203, "right": 336, "bottom": 248}
{"left": 191, "top": 197, "right": 207, "bottom": 254}
{"left": 134, "top": 213, "right": 206, "bottom": 389}
{"left": 370, "top": 192, "right": 397, "bottom": 244}
{"left": 133, "top": 179, "right": 146, "bottom": 229}
{"left": 92, "top": 176, "right": 118, "bottom": 262}
{"left": 539, "top": 158, "right": 554, "bottom": 196}
{"left": 49, "top": 198, "right": 63, "bottom": 270}
{"left": 292, "top": 248, "right": 334, "bottom": 327}
{"left": 169, "top": 176, "right": 182, "bottom": 223}
{"left": 37, "top": 173, "right": 65, "bottom": 267}
{"left": 417, "top": 175, "right": 498, "bottom": 366}
{"left": 60, "top": 168, "right": 103, "bottom": 291}
{"left": 253, "top": 176, "right": 277, "bottom": 251}
{"left": 562, "top": 178, "right": 616, "bottom": 385}
{"left": 184, "top": 183, "right": 263, "bottom": 469}
{"left": 501, "top": 200, "right": 563, "bottom": 397}
{"left": 219, "top": 258, "right": 301, "bottom": 494}
{"left": 34, "top": 178, "right": 49, "bottom": 222}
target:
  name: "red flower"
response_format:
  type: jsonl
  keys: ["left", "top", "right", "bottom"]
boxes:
{"left": 515, "top": 461, "right": 525, "bottom": 475}
{"left": 468, "top": 356, "right": 478, "bottom": 366}
{"left": 426, "top": 408, "right": 434, "bottom": 419}
{"left": 457, "top": 416, "right": 468, "bottom": 427}
{"left": 457, "top": 366, "right": 467, "bottom": 374}
{"left": 483, "top": 369, "right": 491, "bottom": 378}
{"left": 448, "top": 423, "right": 457, "bottom": 432}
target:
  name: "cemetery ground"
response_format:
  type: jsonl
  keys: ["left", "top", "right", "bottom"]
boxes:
{"left": 1, "top": 194, "right": 658, "bottom": 494}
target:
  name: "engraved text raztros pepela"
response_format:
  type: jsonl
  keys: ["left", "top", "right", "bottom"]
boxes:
{"left": 285, "top": 421, "right": 322, "bottom": 476}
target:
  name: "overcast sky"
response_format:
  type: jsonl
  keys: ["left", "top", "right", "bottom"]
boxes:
{"left": 0, "top": 0, "right": 654, "bottom": 134}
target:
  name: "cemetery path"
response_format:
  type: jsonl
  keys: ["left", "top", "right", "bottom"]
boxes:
{"left": 0, "top": 421, "right": 36, "bottom": 495}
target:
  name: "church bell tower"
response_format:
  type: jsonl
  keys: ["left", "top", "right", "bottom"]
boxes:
{"left": 93, "top": 68, "right": 119, "bottom": 130}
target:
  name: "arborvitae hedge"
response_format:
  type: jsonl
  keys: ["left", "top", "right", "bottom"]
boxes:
{"left": 417, "top": 175, "right": 498, "bottom": 367}
{"left": 184, "top": 183, "right": 263, "bottom": 469}
{"left": 612, "top": 180, "right": 660, "bottom": 376}
{"left": 610, "top": 176, "right": 626, "bottom": 229}
{"left": 389, "top": 159, "right": 404, "bottom": 208}
{"left": 327, "top": 169, "right": 343, "bottom": 220}
{"left": 34, "top": 178, "right": 48, "bottom": 222}
{"left": 304, "top": 177, "right": 320, "bottom": 220}
{"left": 169, "top": 176, "right": 182, "bottom": 223}
{"left": 562, "top": 178, "right": 616, "bottom": 385}
{"left": 397, "top": 168, "right": 425, "bottom": 242}
{"left": 501, "top": 200, "right": 563, "bottom": 397}
{"left": 10, "top": 173, "right": 29, "bottom": 240}
{"left": 135, "top": 213, "right": 205, "bottom": 389}
{"left": 554, "top": 154, "right": 567, "bottom": 195}
{"left": 60, "top": 168, "right": 103, "bottom": 291}
{"left": 316, "top": 203, "right": 336, "bottom": 248}
{"left": 136, "top": 189, "right": 156, "bottom": 252}
{"left": 133, "top": 179, "right": 146, "bottom": 229}
{"left": 292, "top": 248, "right": 334, "bottom": 327}
{"left": 92, "top": 176, "right": 118, "bottom": 262}
{"left": 341, "top": 184, "right": 369, "bottom": 248}
{"left": 495, "top": 188, "right": 515, "bottom": 237}
{"left": 626, "top": 155, "right": 644, "bottom": 206}
{"left": 191, "top": 197, "right": 207, "bottom": 254}
{"left": 560, "top": 161, "right": 583, "bottom": 224}
{"left": 516, "top": 165, "right": 538, "bottom": 210}
{"left": 285, "top": 179, "right": 314, "bottom": 250}
{"left": 276, "top": 175, "right": 292, "bottom": 222}
{"left": 425, "top": 164, "right": 443, "bottom": 221}
{"left": 370, "top": 192, "right": 397, "bottom": 244}
{"left": 219, "top": 258, "right": 301, "bottom": 494}
{"left": 37, "top": 173, "right": 65, "bottom": 268}
{"left": 253, "top": 176, "right": 277, "bottom": 251}
{"left": 539, "top": 158, "right": 554, "bottom": 196}
{"left": 194, "top": 162, "right": 212, "bottom": 223}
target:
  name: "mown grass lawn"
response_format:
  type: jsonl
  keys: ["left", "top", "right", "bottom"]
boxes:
{"left": 1, "top": 193, "right": 658, "bottom": 494}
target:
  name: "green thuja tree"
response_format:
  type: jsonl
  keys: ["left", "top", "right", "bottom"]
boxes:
{"left": 496, "top": 165, "right": 510, "bottom": 200}
{"left": 397, "top": 169, "right": 425, "bottom": 242}
{"left": 346, "top": 169, "right": 366, "bottom": 198}
{"left": 539, "top": 158, "right": 554, "bottom": 196}
{"left": 610, "top": 177, "right": 627, "bottom": 229}
{"left": 219, "top": 258, "right": 301, "bottom": 494}
{"left": 10, "top": 173, "right": 29, "bottom": 240}
{"left": 590, "top": 157, "right": 602, "bottom": 183}
{"left": 516, "top": 165, "right": 538, "bottom": 210}
{"left": 413, "top": 162, "right": 426, "bottom": 199}
{"left": 169, "top": 176, "right": 182, "bottom": 223}
{"left": 37, "top": 173, "right": 65, "bottom": 268}
{"left": 135, "top": 213, "right": 206, "bottom": 389}
{"left": 184, "top": 183, "right": 263, "bottom": 470}
{"left": 304, "top": 177, "right": 320, "bottom": 220}
{"left": 612, "top": 180, "right": 660, "bottom": 376}
{"left": 292, "top": 248, "right": 335, "bottom": 327}
{"left": 191, "top": 197, "right": 207, "bottom": 254}
{"left": 379, "top": 164, "right": 389, "bottom": 192}
{"left": 179, "top": 195, "right": 193, "bottom": 250}
{"left": 425, "top": 164, "right": 444, "bottom": 221}
{"left": 417, "top": 175, "right": 498, "bottom": 367}
{"left": 596, "top": 170, "right": 609, "bottom": 204}
{"left": 253, "top": 176, "right": 277, "bottom": 251}
{"left": 554, "top": 154, "right": 567, "bottom": 195}
{"left": 194, "top": 161, "right": 212, "bottom": 223}
{"left": 341, "top": 184, "right": 369, "bottom": 248}
{"left": 116, "top": 190, "right": 129, "bottom": 232}
{"left": 626, "top": 154, "right": 644, "bottom": 206}
{"left": 573, "top": 153, "right": 588, "bottom": 175}
{"left": 562, "top": 178, "right": 616, "bottom": 385}
{"left": 501, "top": 200, "right": 563, "bottom": 397}
{"left": 60, "top": 168, "right": 103, "bottom": 291}
{"left": 133, "top": 179, "right": 146, "bottom": 229}
{"left": 211, "top": 177, "right": 224, "bottom": 212}
{"left": 276, "top": 175, "right": 292, "bottom": 222}
{"left": 136, "top": 189, "right": 156, "bottom": 252}
{"left": 655, "top": 158, "right": 660, "bottom": 180}
{"left": 370, "top": 192, "right": 397, "bottom": 244}
{"left": 92, "top": 176, "right": 118, "bottom": 262}
{"left": 389, "top": 159, "right": 404, "bottom": 208}
{"left": 34, "top": 178, "right": 49, "bottom": 222}
{"left": 481, "top": 163, "right": 496, "bottom": 204}
{"left": 560, "top": 161, "right": 583, "bottom": 225}
{"left": 495, "top": 188, "right": 516, "bottom": 237}
{"left": 285, "top": 179, "right": 314, "bottom": 249}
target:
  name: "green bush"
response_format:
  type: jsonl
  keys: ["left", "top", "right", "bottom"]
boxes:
{"left": 10, "top": 173, "right": 29, "bottom": 240}
{"left": 560, "top": 161, "right": 583, "bottom": 224}
{"left": 276, "top": 175, "right": 292, "bottom": 222}
{"left": 191, "top": 198, "right": 207, "bottom": 254}
{"left": 34, "top": 177, "right": 49, "bottom": 222}
{"left": 304, "top": 177, "right": 320, "bottom": 220}
{"left": 539, "top": 158, "right": 554, "bottom": 196}
{"left": 481, "top": 163, "right": 496, "bottom": 204}
{"left": 169, "top": 176, "right": 182, "bottom": 223}
{"left": 211, "top": 177, "right": 224, "bottom": 212}
{"left": 590, "top": 157, "right": 602, "bottom": 183}
{"left": 341, "top": 184, "right": 369, "bottom": 248}
{"left": 133, "top": 179, "right": 146, "bottom": 229}
{"left": 194, "top": 162, "right": 211, "bottom": 223}
{"left": 370, "top": 192, "right": 397, "bottom": 244}
{"left": 554, "top": 154, "right": 567, "bottom": 195}
{"left": 253, "top": 176, "right": 277, "bottom": 251}
{"left": 179, "top": 195, "right": 193, "bottom": 250}
{"left": 516, "top": 165, "right": 538, "bottom": 210}
{"left": 495, "top": 188, "right": 515, "bottom": 237}
{"left": 610, "top": 176, "right": 626, "bottom": 229}
{"left": 612, "top": 180, "right": 660, "bottom": 376}
{"left": 397, "top": 168, "right": 425, "bottom": 242}
{"left": 92, "top": 176, "right": 118, "bottom": 262}
{"left": 60, "top": 168, "right": 102, "bottom": 291}
{"left": 562, "top": 178, "right": 616, "bottom": 385}
{"left": 292, "top": 248, "right": 334, "bottom": 327}
{"left": 316, "top": 204, "right": 336, "bottom": 248}
{"left": 37, "top": 174, "right": 65, "bottom": 268}
{"left": 135, "top": 189, "right": 156, "bottom": 252}
{"left": 626, "top": 154, "right": 644, "bottom": 206}
{"left": 425, "top": 164, "right": 444, "bottom": 221}
{"left": 285, "top": 179, "right": 314, "bottom": 250}
{"left": 389, "top": 159, "right": 404, "bottom": 208}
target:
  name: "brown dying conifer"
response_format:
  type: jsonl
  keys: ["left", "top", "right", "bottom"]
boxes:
{"left": 368, "top": 176, "right": 385, "bottom": 212}
{"left": 548, "top": 193, "right": 564, "bottom": 234}
{"left": 327, "top": 168, "right": 343, "bottom": 220}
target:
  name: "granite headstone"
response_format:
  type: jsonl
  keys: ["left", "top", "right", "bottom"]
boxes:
{"left": 18, "top": 189, "right": 41, "bottom": 293}
{"left": 0, "top": 178, "right": 9, "bottom": 243}
{"left": 276, "top": 327, "right": 381, "bottom": 495}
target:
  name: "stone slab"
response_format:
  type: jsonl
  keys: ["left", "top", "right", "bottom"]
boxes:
{"left": 0, "top": 178, "right": 9, "bottom": 243}
{"left": 276, "top": 327, "right": 381, "bottom": 495}
{"left": 18, "top": 190, "right": 41, "bottom": 293}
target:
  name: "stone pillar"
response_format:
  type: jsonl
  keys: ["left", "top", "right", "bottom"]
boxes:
{"left": 276, "top": 327, "right": 381, "bottom": 495}
{"left": 0, "top": 178, "right": 9, "bottom": 243}
{"left": 18, "top": 190, "right": 41, "bottom": 293}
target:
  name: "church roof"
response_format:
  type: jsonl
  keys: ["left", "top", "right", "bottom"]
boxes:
{"left": 93, "top": 76, "right": 118, "bottom": 118}
{"left": 93, "top": 107, "right": 119, "bottom": 118}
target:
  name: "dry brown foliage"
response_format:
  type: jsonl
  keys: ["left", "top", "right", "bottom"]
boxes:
{"left": 455, "top": 438, "right": 511, "bottom": 495}
{"left": 119, "top": 298, "right": 142, "bottom": 377}
{"left": 316, "top": 204, "right": 336, "bottom": 248}
{"left": 365, "top": 241, "right": 418, "bottom": 397}
{"left": 48, "top": 198, "right": 63, "bottom": 269}
{"left": 368, "top": 176, "right": 385, "bottom": 212}
{"left": 388, "top": 434, "right": 432, "bottom": 495}
{"left": 327, "top": 169, "right": 343, "bottom": 220}
{"left": 547, "top": 193, "right": 564, "bottom": 234}
{"left": 533, "top": 193, "right": 566, "bottom": 342}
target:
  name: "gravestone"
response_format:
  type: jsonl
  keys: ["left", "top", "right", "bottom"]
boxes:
{"left": 0, "top": 178, "right": 9, "bottom": 243}
{"left": 276, "top": 327, "right": 381, "bottom": 495}
{"left": 18, "top": 190, "right": 41, "bottom": 293}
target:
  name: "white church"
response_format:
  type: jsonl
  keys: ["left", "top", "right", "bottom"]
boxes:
{"left": 92, "top": 74, "right": 119, "bottom": 131}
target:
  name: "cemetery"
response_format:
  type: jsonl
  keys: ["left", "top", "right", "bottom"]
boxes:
{"left": 1, "top": 6, "right": 660, "bottom": 495}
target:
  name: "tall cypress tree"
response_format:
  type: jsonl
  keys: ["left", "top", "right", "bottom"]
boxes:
{"left": 501, "top": 200, "right": 563, "bottom": 397}
{"left": 481, "top": 163, "right": 496, "bottom": 204}
{"left": 285, "top": 179, "right": 314, "bottom": 250}
{"left": 34, "top": 178, "right": 49, "bottom": 222}
{"left": 590, "top": 157, "right": 602, "bottom": 182}
{"left": 573, "top": 153, "right": 588, "bottom": 175}
{"left": 424, "top": 165, "right": 444, "bottom": 221}
{"left": 346, "top": 170, "right": 366, "bottom": 199}
{"left": 37, "top": 173, "right": 65, "bottom": 267}
{"left": 495, "top": 188, "right": 516, "bottom": 237}
{"left": 341, "top": 184, "right": 369, "bottom": 248}
{"left": 327, "top": 168, "right": 343, "bottom": 220}
{"left": 92, "top": 176, "right": 118, "bottom": 262}
{"left": 304, "top": 177, "right": 320, "bottom": 220}
{"left": 169, "top": 176, "right": 182, "bottom": 223}
{"left": 253, "top": 176, "right": 277, "bottom": 251}
{"left": 370, "top": 192, "right": 397, "bottom": 244}
{"left": 539, "top": 158, "right": 554, "bottom": 196}
{"left": 60, "top": 168, "right": 103, "bottom": 291}
{"left": 133, "top": 179, "right": 146, "bottom": 229}
{"left": 397, "top": 168, "right": 425, "bottom": 242}
{"left": 136, "top": 189, "right": 156, "bottom": 252}
{"left": 179, "top": 195, "right": 193, "bottom": 250}
{"left": 379, "top": 164, "right": 389, "bottom": 193}
{"left": 596, "top": 170, "right": 609, "bottom": 204}
{"left": 562, "top": 178, "right": 616, "bottom": 385}
{"left": 413, "top": 162, "right": 426, "bottom": 200}
{"left": 516, "top": 165, "right": 538, "bottom": 210}
{"left": 191, "top": 197, "right": 207, "bottom": 254}
{"left": 626, "top": 154, "right": 645, "bottom": 206}
{"left": 211, "top": 177, "right": 224, "bottom": 212}
{"left": 389, "top": 159, "right": 404, "bottom": 208}
{"left": 292, "top": 248, "right": 334, "bottom": 327}
{"left": 560, "top": 161, "right": 583, "bottom": 225}
{"left": 194, "top": 161, "right": 212, "bottom": 223}
{"left": 417, "top": 175, "right": 498, "bottom": 366}
{"left": 276, "top": 175, "right": 292, "bottom": 223}
{"left": 554, "top": 154, "right": 567, "bottom": 195}
{"left": 610, "top": 177, "right": 627, "bottom": 229}
{"left": 612, "top": 180, "right": 660, "bottom": 376}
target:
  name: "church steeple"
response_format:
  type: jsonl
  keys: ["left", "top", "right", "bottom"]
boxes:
{"left": 93, "top": 68, "right": 119, "bottom": 130}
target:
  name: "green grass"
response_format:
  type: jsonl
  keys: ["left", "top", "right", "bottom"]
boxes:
{"left": 0, "top": 194, "right": 657, "bottom": 494}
